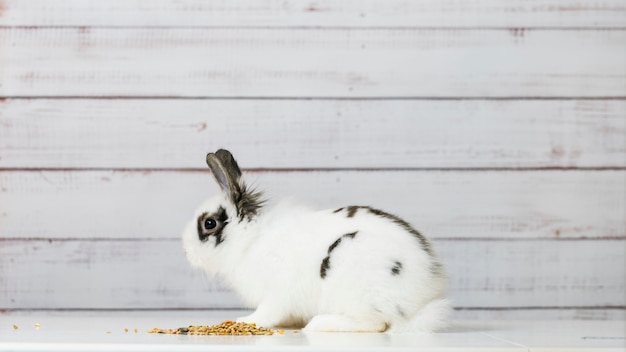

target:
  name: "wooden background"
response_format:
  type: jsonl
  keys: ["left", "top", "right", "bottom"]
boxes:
{"left": 0, "top": 1, "right": 625, "bottom": 320}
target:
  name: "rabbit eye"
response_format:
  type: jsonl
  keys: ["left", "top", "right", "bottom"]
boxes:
{"left": 197, "top": 207, "right": 229, "bottom": 245}
{"left": 204, "top": 218, "right": 217, "bottom": 230}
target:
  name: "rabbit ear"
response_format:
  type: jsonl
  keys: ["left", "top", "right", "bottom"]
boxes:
{"left": 206, "top": 149, "right": 242, "bottom": 197}
{"left": 206, "top": 149, "right": 265, "bottom": 221}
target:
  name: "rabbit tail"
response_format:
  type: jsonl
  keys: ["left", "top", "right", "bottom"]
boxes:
{"left": 388, "top": 299, "right": 452, "bottom": 333}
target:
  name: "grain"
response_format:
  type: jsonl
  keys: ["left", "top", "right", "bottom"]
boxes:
{"left": 13, "top": 324, "right": 19, "bottom": 330}
{"left": 148, "top": 320, "right": 276, "bottom": 336}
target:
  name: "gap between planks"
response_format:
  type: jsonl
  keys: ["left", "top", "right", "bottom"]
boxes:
{"left": 1, "top": 237, "right": 624, "bottom": 242}
{"left": 2, "top": 25, "right": 626, "bottom": 30}
{"left": 1, "top": 167, "right": 625, "bottom": 172}
{"left": 3, "top": 306, "right": 625, "bottom": 312}
{"left": 2, "top": 96, "right": 626, "bottom": 101}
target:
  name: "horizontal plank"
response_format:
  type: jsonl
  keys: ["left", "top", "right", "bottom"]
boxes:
{"left": 1, "top": 239, "right": 623, "bottom": 309}
{"left": 0, "top": 0, "right": 625, "bottom": 28}
{"left": 1, "top": 28, "right": 624, "bottom": 98}
{"left": 4, "top": 308, "right": 624, "bottom": 321}
{"left": 1, "top": 99, "right": 624, "bottom": 169}
{"left": 0, "top": 170, "right": 623, "bottom": 240}
{"left": 0, "top": 239, "right": 241, "bottom": 310}
{"left": 3, "top": 309, "right": 625, "bottom": 322}
{"left": 442, "top": 240, "right": 625, "bottom": 308}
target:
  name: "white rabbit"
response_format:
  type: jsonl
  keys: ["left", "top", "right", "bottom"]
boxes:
{"left": 182, "top": 149, "right": 451, "bottom": 333}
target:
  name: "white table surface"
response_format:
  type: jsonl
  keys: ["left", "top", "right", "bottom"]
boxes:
{"left": 1, "top": 311, "right": 624, "bottom": 351}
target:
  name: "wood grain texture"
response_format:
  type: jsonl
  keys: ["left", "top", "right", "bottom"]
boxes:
{"left": 1, "top": 28, "right": 624, "bottom": 98}
{"left": 0, "top": 170, "right": 623, "bottom": 240}
{"left": 0, "top": 0, "right": 625, "bottom": 28}
{"left": 1, "top": 99, "right": 624, "bottom": 169}
{"left": 1, "top": 239, "right": 623, "bottom": 309}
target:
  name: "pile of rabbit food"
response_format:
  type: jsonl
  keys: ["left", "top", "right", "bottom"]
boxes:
{"left": 148, "top": 320, "right": 284, "bottom": 336}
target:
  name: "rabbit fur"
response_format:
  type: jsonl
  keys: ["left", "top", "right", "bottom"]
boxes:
{"left": 182, "top": 149, "right": 451, "bottom": 333}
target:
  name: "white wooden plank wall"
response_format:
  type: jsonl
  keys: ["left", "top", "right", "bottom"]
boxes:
{"left": 0, "top": 0, "right": 625, "bottom": 320}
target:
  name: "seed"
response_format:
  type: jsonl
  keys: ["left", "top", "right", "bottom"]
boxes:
{"left": 13, "top": 325, "right": 18, "bottom": 330}
{"left": 124, "top": 328, "right": 129, "bottom": 333}
{"left": 148, "top": 320, "right": 277, "bottom": 336}
{"left": 134, "top": 328, "right": 138, "bottom": 333}
{"left": 35, "top": 323, "right": 41, "bottom": 328}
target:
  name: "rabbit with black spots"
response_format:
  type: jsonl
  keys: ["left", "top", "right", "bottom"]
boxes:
{"left": 182, "top": 149, "right": 451, "bottom": 333}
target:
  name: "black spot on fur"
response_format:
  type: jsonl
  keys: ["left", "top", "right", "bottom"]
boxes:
{"left": 346, "top": 206, "right": 359, "bottom": 217}
{"left": 327, "top": 237, "right": 342, "bottom": 253}
{"left": 337, "top": 205, "right": 433, "bottom": 255}
{"left": 391, "top": 261, "right": 403, "bottom": 276}
{"left": 333, "top": 205, "right": 367, "bottom": 218}
{"left": 214, "top": 207, "right": 228, "bottom": 246}
{"left": 320, "top": 257, "right": 331, "bottom": 279}
{"left": 344, "top": 231, "right": 357, "bottom": 239}
{"left": 366, "top": 207, "right": 432, "bottom": 254}
{"left": 197, "top": 213, "right": 208, "bottom": 242}
{"left": 214, "top": 232, "right": 223, "bottom": 247}
{"left": 320, "top": 231, "right": 358, "bottom": 279}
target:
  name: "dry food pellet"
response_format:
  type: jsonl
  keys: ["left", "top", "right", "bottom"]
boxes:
{"left": 148, "top": 320, "right": 276, "bottom": 336}
{"left": 124, "top": 328, "right": 129, "bottom": 333}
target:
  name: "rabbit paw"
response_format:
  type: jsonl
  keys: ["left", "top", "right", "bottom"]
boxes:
{"left": 236, "top": 311, "right": 282, "bottom": 328}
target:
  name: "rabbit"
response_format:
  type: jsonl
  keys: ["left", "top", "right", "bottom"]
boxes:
{"left": 182, "top": 149, "right": 451, "bottom": 333}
